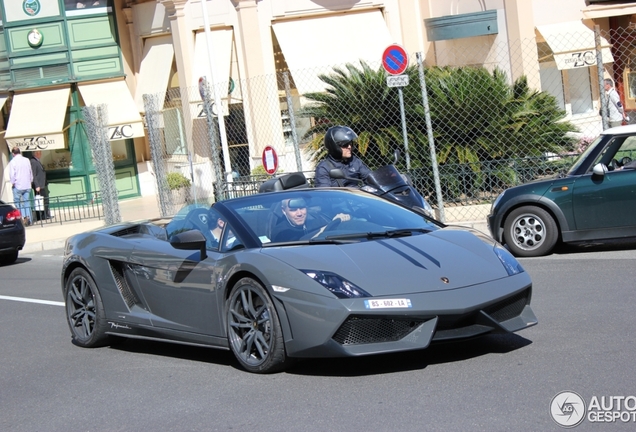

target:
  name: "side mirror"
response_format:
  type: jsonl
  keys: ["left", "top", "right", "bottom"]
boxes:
{"left": 170, "top": 229, "right": 207, "bottom": 260}
{"left": 592, "top": 163, "right": 607, "bottom": 176}
{"left": 393, "top": 149, "right": 401, "bottom": 165}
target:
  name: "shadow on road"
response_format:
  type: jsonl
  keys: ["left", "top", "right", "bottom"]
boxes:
{"left": 107, "top": 332, "right": 532, "bottom": 376}
{"left": 289, "top": 333, "right": 532, "bottom": 377}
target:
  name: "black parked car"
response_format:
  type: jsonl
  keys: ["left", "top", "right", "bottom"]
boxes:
{"left": 0, "top": 200, "right": 26, "bottom": 264}
{"left": 488, "top": 125, "right": 636, "bottom": 257}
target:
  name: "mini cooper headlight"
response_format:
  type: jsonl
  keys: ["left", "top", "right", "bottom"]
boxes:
{"left": 301, "top": 270, "right": 372, "bottom": 299}
{"left": 494, "top": 244, "right": 525, "bottom": 276}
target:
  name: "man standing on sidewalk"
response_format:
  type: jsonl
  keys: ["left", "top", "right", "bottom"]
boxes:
{"left": 30, "top": 150, "right": 50, "bottom": 221}
{"left": 8, "top": 147, "right": 34, "bottom": 226}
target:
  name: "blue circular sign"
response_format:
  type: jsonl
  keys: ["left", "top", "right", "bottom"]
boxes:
{"left": 382, "top": 44, "right": 409, "bottom": 76}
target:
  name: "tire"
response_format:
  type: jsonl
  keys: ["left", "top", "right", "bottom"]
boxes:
{"left": 64, "top": 268, "right": 111, "bottom": 348}
{"left": 226, "top": 277, "right": 290, "bottom": 373}
{"left": 0, "top": 251, "right": 19, "bottom": 265}
{"left": 503, "top": 206, "right": 558, "bottom": 257}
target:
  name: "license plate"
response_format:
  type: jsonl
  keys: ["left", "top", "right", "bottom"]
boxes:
{"left": 364, "top": 299, "right": 412, "bottom": 309}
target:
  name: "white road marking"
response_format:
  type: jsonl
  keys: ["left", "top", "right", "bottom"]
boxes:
{"left": 0, "top": 295, "right": 64, "bottom": 307}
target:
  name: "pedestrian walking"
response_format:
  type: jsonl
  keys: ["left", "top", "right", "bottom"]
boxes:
{"left": 8, "top": 147, "right": 34, "bottom": 226}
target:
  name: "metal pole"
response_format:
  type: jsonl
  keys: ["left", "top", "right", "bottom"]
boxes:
{"left": 595, "top": 25, "right": 609, "bottom": 131}
{"left": 143, "top": 93, "right": 171, "bottom": 218}
{"left": 398, "top": 87, "right": 410, "bottom": 170}
{"left": 200, "top": 0, "right": 233, "bottom": 183}
{"left": 283, "top": 72, "right": 303, "bottom": 172}
{"left": 416, "top": 52, "right": 445, "bottom": 222}
{"left": 203, "top": 80, "right": 225, "bottom": 202}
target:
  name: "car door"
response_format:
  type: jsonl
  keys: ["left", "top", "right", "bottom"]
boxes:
{"left": 130, "top": 240, "right": 225, "bottom": 336}
{"left": 571, "top": 135, "right": 636, "bottom": 233}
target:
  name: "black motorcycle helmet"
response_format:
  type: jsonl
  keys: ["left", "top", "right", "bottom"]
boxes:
{"left": 324, "top": 126, "right": 358, "bottom": 160}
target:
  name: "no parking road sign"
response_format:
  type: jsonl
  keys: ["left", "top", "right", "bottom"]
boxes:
{"left": 382, "top": 44, "right": 409, "bottom": 76}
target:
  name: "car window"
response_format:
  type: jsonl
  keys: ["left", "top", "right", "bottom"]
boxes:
{"left": 590, "top": 136, "right": 636, "bottom": 172}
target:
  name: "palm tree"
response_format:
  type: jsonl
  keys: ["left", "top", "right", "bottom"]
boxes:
{"left": 299, "top": 62, "right": 578, "bottom": 194}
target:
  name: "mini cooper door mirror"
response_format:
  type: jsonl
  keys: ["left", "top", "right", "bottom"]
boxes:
{"left": 592, "top": 163, "right": 608, "bottom": 176}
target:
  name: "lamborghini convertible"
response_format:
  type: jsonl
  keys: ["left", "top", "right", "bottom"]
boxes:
{"left": 62, "top": 187, "right": 537, "bottom": 373}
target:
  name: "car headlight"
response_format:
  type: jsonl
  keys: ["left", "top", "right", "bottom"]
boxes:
{"left": 301, "top": 270, "right": 372, "bottom": 299}
{"left": 493, "top": 244, "right": 525, "bottom": 276}
{"left": 491, "top": 191, "right": 505, "bottom": 212}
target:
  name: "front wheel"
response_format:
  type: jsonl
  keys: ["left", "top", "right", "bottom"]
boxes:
{"left": 503, "top": 206, "right": 558, "bottom": 257}
{"left": 64, "top": 268, "right": 111, "bottom": 347}
{"left": 226, "top": 278, "right": 290, "bottom": 373}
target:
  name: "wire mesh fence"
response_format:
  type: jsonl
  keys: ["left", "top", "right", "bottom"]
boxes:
{"left": 143, "top": 24, "right": 634, "bottom": 223}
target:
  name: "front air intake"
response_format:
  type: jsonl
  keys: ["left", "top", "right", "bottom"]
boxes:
{"left": 333, "top": 316, "right": 426, "bottom": 345}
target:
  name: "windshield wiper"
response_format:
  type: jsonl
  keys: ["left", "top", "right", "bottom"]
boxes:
{"left": 326, "top": 228, "right": 432, "bottom": 240}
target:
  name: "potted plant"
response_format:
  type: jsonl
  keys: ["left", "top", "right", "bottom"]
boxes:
{"left": 167, "top": 172, "right": 191, "bottom": 205}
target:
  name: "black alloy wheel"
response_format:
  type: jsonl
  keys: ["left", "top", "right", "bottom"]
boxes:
{"left": 65, "top": 268, "right": 110, "bottom": 347}
{"left": 226, "top": 277, "right": 289, "bottom": 373}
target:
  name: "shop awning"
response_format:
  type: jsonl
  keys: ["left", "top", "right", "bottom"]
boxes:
{"left": 272, "top": 10, "right": 393, "bottom": 94}
{"left": 5, "top": 87, "right": 70, "bottom": 151}
{"left": 582, "top": 3, "right": 636, "bottom": 19}
{"left": 536, "top": 21, "right": 613, "bottom": 70}
{"left": 134, "top": 35, "right": 175, "bottom": 113}
{"left": 192, "top": 29, "right": 233, "bottom": 102}
{"left": 78, "top": 80, "right": 144, "bottom": 141}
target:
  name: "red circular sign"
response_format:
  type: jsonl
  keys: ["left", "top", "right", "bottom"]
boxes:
{"left": 262, "top": 146, "right": 278, "bottom": 175}
{"left": 382, "top": 44, "right": 409, "bottom": 76}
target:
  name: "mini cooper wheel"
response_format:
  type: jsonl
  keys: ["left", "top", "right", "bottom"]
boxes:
{"left": 503, "top": 206, "right": 558, "bottom": 257}
{"left": 65, "top": 268, "right": 110, "bottom": 347}
{"left": 226, "top": 278, "right": 288, "bottom": 373}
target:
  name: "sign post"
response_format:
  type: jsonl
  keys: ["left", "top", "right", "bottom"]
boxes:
{"left": 382, "top": 44, "right": 410, "bottom": 169}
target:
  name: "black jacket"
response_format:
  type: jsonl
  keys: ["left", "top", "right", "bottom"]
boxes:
{"left": 30, "top": 157, "right": 47, "bottom": 191}
{"left": 314, "top": 155, "right": 371, "bottom": 188}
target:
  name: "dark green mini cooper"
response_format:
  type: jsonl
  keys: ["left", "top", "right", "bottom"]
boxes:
{"left": 488, "top": 125, "right": 636, "bottom": 257}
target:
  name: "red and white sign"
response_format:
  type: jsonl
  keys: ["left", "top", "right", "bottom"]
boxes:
{"left": 382, "top": 44, "right": 409, "bottom": 76}
{"left": 262, "top": 146, "right": 278, "bottom": 175}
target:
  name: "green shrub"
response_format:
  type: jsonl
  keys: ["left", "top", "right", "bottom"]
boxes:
{"left": 167, "top": 172, "right": 191, "bottom": 190}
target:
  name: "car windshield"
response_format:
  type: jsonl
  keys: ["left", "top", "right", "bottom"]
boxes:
{"left": 221, "top": 189, "right": 440, "bottom": 246}
{"left": 566, "top": 135, "right": 603, "bottom": 175}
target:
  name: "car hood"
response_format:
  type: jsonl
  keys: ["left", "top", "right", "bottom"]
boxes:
{"left": 260, "top": 228, "right": 511, "bottom": 296}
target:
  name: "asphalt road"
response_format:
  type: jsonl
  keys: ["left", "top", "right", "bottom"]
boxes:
{"left": 1, "top": 245, "right": 635, "bottom": 431}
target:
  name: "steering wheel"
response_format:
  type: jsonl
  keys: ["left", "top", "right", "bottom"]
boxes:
{"left": 620, "top": 156, "right": 633, "bottom": 166}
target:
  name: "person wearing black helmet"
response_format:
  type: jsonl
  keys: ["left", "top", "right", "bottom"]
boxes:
{"left": 314, "top": 125, "right": 371, "bottom": 188}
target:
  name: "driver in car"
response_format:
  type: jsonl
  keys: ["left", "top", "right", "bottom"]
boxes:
{"left": 271, "top": 198, "right": 350, "bottom": 242}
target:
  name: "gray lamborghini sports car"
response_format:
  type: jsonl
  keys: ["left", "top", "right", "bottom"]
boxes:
{"left": 62, "top": 188, "right": 537, "bottom": 373}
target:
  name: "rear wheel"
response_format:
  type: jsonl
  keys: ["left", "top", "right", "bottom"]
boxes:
{"left": 503, "top": 206, "right": 558, "bottom": 257}
{"left": 226, "top": 277, "right": 289, "bottom": 373}
{"left": 64, "top": 268, "right": 111, "bottom": 347}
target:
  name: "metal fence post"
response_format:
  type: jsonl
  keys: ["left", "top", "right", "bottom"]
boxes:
{"left": 416, "top": 52, "right": 445, "bottom": 222}
{"left": 201, "top": 79, "right": 225, "bottom": 202}
{"left": 82, "top": 104, "right": 121, "bottom": 225}
{"left": 283, "top": 72, "right": 303, "bottom": 172}
{"left": 143, "top": 93, "right": 172, "bottom": 218}
{"left": 595, "top": 25, "right": 609, "bottom": 131}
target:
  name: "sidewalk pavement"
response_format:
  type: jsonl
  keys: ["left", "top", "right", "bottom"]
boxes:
{"left": 21, "top": 195, "right": 491, "bottom": 253}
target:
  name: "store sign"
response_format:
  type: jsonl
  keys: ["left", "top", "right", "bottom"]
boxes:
{"left": 23, "top": 0, "right": 41, "bottom": 17}
{"left": 107, "top": 122, "right": 144, "bottom": 141}
{"left": 6, "top": 134, "right": 65, "bottom": 151}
